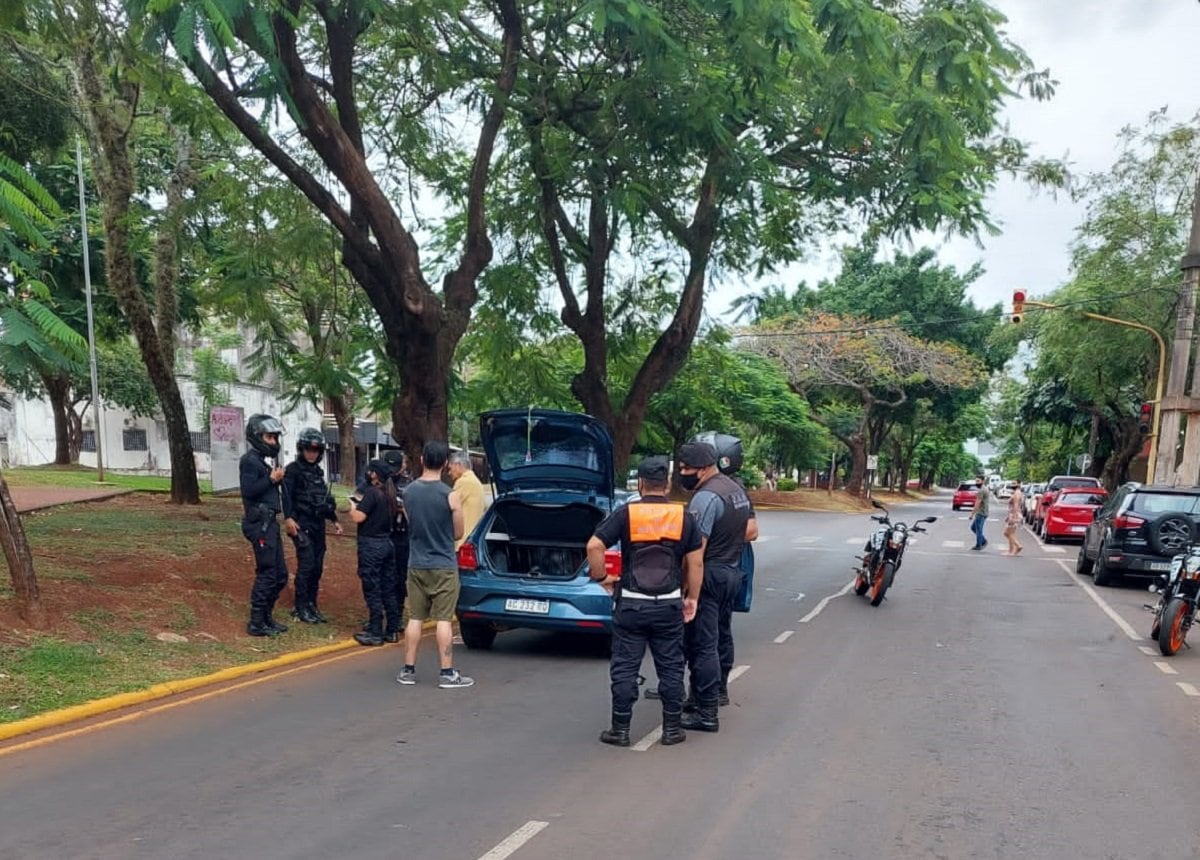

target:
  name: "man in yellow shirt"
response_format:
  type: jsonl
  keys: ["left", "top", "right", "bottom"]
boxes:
{"left": 448, "top": 451, "right": 485, "bottom": 549}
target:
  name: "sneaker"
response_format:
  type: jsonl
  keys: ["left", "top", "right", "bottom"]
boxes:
{"left": 438, "top": 670, "right": 474, "bottom": 689}
{"left": 396, "top": 668, "right": 418, "bottom": 685}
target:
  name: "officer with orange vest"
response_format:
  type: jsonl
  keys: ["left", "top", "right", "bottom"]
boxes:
{"left": 586, "top": 456, "right": 704, "bottom": 747}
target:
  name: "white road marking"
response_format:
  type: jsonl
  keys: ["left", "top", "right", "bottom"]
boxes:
{"left": 774, "top": 630, "right": 795, "bottom": 643}
{"left": 755, "top": 535, "right": 775, "bottom": 543}
{"left": 942, "top": 540, "right": 966, "bottom": 548}
{"left": 1155, "top": 661, "right": 1179, "bottom": 675}
{"left": 632, "top": 664, "right": 750, "bottom": 751}
{"left": 477, "top": 821, "right": 550, "bottom": 860}
{"left": 792, "top": 536, "right": 819, "bottom": 544}
{"left": 1044, "top": 546, "right": 1066, "bottom": 554}
{"left": 791, "top": 592, "right": 806, "bottom": 602}
{"left": 1139, "top": 645, "right": 1158, "bottom": 656}
{"left": 1054, "top": 559, "right": 1141, "bottom": 641}
{"left": 800, "top": 580, "right": 856, "bottom": 623}
{"left": 1177, "top": 682, "right": 1200, "bottom": 697}
{"left": 846, "top": 537, "right": 863, "bottom": 544}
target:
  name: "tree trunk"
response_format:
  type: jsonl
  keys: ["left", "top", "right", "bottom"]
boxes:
{"left": 43, "top": 371, "right": 72, "bottom": 465}
{"left": 0, "top": 471, "right": 44, "bottom": 627}
{"left": 75, "top": 44, "right": 199, "bottom": 504}
{"left": 844, "top": 436, "right": 868, "bottom": 496}
{"left": 67, "top": 398, "right": 86, "bottom": 463}
{"left": 331, "top": 394, "right": 357, "bottom": 486}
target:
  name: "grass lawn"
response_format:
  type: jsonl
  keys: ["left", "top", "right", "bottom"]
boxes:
{"left": 1, "top": 464, "right": 212, "bottom": 494}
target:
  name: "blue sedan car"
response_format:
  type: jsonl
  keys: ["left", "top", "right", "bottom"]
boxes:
{"left": 455, "top": 408, "right": 624, "bottom": 650}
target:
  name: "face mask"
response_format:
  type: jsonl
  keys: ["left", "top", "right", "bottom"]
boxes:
{"left": 680, "top": 473, "right": 701, "bottom": 491}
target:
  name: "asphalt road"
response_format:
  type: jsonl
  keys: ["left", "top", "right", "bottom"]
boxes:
{"left": 3, "top": 493, "right": 1199, "bottom": 859}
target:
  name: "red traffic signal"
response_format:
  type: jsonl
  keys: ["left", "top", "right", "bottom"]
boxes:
{"left": 1139, "top": 402, "right": 1153, "bottom": 434}
{"left": 1012, "top": 289, "right": 1026, "bottom": 324}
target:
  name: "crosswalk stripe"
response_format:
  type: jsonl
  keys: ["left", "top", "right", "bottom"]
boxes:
{"left": 792, "top": 537, "right": 819, "bottom": 544}
{"left": 942, "top": 540, "right": 965, "bottom": 548}
{"left": 1044, "top": 546, "right": 1066, "bottom": 554}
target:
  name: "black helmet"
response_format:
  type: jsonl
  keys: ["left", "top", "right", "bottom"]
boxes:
{"left": 296, "top": 427, "right": 326, "bottom": 457}
{"left": 690, "top": 431, "right": 743, "bottom": 476}
{"left": 245, "top": 413, "right": 284, "bottom": 457}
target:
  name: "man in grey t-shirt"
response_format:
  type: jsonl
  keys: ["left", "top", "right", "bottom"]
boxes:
{"left": 970, "top": 475, "right": 989, "bottom": 550}
{"left": 397, "top": 440, "right": 472, "bottom": 689}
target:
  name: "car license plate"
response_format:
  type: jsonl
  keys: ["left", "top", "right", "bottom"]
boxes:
{"left": 1070, "top": 526, "right": 1085, "bottom": 533}
{"left": 505, "top": 598, "right": 550, "bottom": 615}
{"left": 1150, "top": 562, "right": 1171, "bottom": 572}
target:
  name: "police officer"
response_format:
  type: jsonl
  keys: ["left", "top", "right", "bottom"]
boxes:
{"left": 283, "top": 428, "right": 343, "bottom": 624}
{"left": 676, "top": 439, "right": 755, "bottom": 733}
{"left": 240, "top": 414, "right": 289, "bottom": 637}
{"left": 380, "top": 449, "right": 411, "bottom": 625}
{"left": 586, "top": 456, "right": 704, "bottom": 747}
{"left": 348, "top": 459, "right": 401, "bottom": 646}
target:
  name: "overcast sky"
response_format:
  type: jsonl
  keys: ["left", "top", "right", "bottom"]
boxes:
{"left": 711, "top": 0, "right": 1200, "bottom": 322}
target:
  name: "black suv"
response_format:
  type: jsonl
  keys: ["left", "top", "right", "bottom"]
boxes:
{"left": 1076, "top": 484, "right": 1200, "bottom": 586}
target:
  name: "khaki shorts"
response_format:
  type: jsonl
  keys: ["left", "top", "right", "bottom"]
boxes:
{"left": 406, "top": 567, "right": 460, "bottom": 622}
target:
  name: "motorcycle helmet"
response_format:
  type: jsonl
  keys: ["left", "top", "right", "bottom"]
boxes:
{"left": 690, "top": 431, "right": 743, "bottom": 476}
{"left": 245, "top": 413, "right": 284, "bottom": 457}
{"left": 295, "top": 427, "right": 326, "bottom": 457}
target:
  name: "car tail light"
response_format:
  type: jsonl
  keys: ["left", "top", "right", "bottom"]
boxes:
{"left": 1112, "top": 514, "right": 1146, "bottom": 530}
{"left": 457, "top": 542, "right": 478, "bottom": 571}
{"left": 604, "top": 549, "right": 622, "bottom": 577}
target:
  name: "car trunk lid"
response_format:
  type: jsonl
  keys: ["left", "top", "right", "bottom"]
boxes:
{"left": 480, "top": 408, "right": 615, "bottom": 500}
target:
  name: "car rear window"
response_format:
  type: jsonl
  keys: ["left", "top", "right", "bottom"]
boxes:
{"left": 957, "top": 483, "right": 976, "bottom": 492}
{"left": 1129, "top": 493, "right": 1200, "bottom": 516}
{"left": 1051, "top": 477, "right": 1101, "bottom": 490}
{"left": 1058, "top": 491, "right": 1106, "bottom": 506}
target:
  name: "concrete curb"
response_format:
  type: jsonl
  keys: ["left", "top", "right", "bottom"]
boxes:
{"left": 0, "top": 621, "right": 438, "bottom": 743}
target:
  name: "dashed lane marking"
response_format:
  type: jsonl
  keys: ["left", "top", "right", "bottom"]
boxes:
{"left": 942, "top": 540, "right": 966, "bottom": 548}
{"left": 800, "top": 580, "right": 856, "bottom": 623}
{"left": 477, "top": 821, "right": 550, "bottom": 860}
{"left": 1155, "top": 661, "right": 1179, "bottom": 675}
{"left": 1178, "top": 682, "right": 1200, "bottom": 697}
{"left": 792, "top": 537, "right": 819, "bottom": 544}
{"left": 846, "top": 537, "right": 864, "bottom": 544}
{"left": 1044, "top": 546, "right": 1066, "bottom": 554}
{"left": 774, "top": 630, "right": 795, "bottom": 644}
{"left": 631, "top": 664, "right": 750, "bottom": 751}
{"left": 1054, "top": 559, "right": 1141, "bottom": 641}
{"left": 1139, "top": 645, "right": 1158, "bottom": 656}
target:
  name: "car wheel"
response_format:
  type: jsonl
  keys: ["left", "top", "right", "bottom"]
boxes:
{"left": 1093, "top": 541, "right": 1119, "bottom": 587}
{"left": 459, "top": 621, "right": 497, "bottom": 651}
{"left": 1075, "top": 545, "right": 1094, "bottom": 575}
{"left": 1147, "top": 513, "right": 1195, "bottom": 557}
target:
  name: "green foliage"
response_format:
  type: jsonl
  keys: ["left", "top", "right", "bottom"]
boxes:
{"left": 776, "top": 477, "right": 798, "bottom": 491}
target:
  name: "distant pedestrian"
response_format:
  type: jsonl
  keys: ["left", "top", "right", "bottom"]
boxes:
{"left": 240, "top": 414, "right": 290, "bottom": 637}
{"left": 348, "top": 460, "right": 401, "bottom": 646}
{"left": 448, "top": 451, "right": 485, "bottom": 549}
{"left": 764, "top": 467, "right": 777, "bottom": 492}
{"left": 970, "top": 475, "right": 989, "bottom": 551}
{"left": 1004, "top": 480, "right": 1024, "bottom": 556}
{"left": 397, "top": 441, "right": 473, "bottom": 689}
{"left": 588, "top": 456, "right": 703, "bottom": 747}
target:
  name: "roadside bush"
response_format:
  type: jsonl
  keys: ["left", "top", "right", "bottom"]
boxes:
{"left": 777, "top": 478, "right": 798, "bottom": 491}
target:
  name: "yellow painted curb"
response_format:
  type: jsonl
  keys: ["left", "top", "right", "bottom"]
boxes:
{"left": 0, "top": 620, "right": 439, "bottom": 743}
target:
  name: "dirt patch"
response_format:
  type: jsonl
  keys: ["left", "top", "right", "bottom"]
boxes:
{"left": 8, "top": 485, "right": 134, "bottom": 512}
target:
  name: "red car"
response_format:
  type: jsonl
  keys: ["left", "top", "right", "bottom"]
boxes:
{"left": 1042, "top": 486, "right": 1109, "bottom": 542}
{"left": 1034, "top": 475, "right": 1103, "bottom": 531}
{"left": 952, "top": 482, "right": 979, "bottom": 511}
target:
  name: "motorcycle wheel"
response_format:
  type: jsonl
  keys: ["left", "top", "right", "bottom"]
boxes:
{"left": 869, "top": 562, "right": 895, "bottom": 607}
{"left": 1157, "top": 597, "right": 1191, "bottom": 657}
{"left": 854, "top": 568, "right": 870, "bottom": 596}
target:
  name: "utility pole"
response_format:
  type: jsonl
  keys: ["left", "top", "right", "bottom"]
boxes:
{"left": 1164, "top": 173, "right": 1200, "bottom": 485}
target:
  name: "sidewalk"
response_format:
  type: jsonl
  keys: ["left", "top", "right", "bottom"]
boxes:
{"left": 8, "top": 485, "right": 134, "bottom": 513}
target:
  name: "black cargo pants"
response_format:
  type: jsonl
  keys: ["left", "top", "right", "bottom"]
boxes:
{"left": 291, "top": 520, "right": 328, "bottom": 608}
{"left": 243, "top": 514, "right": 288, "bottom": 612}
{"left": 610, "top": 600, "right": 685, "bottom": 715}
{"left": 357, "top": 535, "right": 399, "bottom": 635}
{"left": 684, "top": 563, "right": 740, "bottom": 705}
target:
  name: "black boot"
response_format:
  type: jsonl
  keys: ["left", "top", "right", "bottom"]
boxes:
{"left": 246, "top": 608, "right": 277, "bottom": 637}
{"left": 680, "top": 702, "right": 719, "bottom": 733}
{"left": 382, "top": 627, "right": 400, "bottom": 644}
{"left": 265, "top": 610, "right": 288, "bottom": 633}
{"left": 292, "top": 604, "right": 320, "bottom": 624}
{"left": 661, "top": 711, "right": 686, "bottom": 746}
{"left": 599, "top": 711, "right": 632, "bottom": 747}
{"left": 718, "top": 670, "right": 731, "bottom": 707}
{"left": 681, "top": 689, "right": 698, "bottom": 714}
{"left": 310, "top": 604, "right": 328, "bottom": 623}
{"left": 355, "top": 615, "right": 384, "bottom": 646}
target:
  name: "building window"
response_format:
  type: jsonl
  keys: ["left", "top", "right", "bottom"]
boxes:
{"left": 123, "top": 428, "right": 148, "bottom": 451}
{"left": 190, "top": 431, "right": 211, "bottom": 454}
{"left": 81, "top": 430, "right": 96, "bottom": 452}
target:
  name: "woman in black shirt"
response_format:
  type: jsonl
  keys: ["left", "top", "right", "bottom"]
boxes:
{"left": 349, "top": 460, "right": 402, "bottom": 646}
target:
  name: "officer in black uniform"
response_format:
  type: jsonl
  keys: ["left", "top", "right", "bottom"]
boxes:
{"left": 283, "top": 428, "right": 343, "bottom": 624}
{"left": 348, "top": 459, "right": 401, "bottom": 646}
{"left": 676, "top": 440, "right": 753, "bottom": 733}
{"left": 240, "top": 414, "right": 290, "bottom": 637}
{"left": 586, "top": 456, "right": 704, "bottom": 747}
{"left": 381, "top": 449, "right": 411, "bottom": 624}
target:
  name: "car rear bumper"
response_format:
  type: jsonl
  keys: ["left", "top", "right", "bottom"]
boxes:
{"left": 1046, "top": 521, "right": 1090, "bottom": 540}
{"left": 457, "top": 576, "right": 613, "bottom": 634}
{"left": 1100, "top": 549, "right": 1174, "bottom": 578}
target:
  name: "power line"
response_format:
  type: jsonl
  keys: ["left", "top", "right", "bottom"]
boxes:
{"left": 733, "top": 281, "right": 1187, "bottom": 338}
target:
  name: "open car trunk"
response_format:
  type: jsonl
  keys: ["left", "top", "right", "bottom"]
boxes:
{"left": 480, "top": 498, "right": 607, "bottom": 580}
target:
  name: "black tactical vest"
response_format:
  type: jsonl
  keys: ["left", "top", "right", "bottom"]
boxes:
{"left": 699, "top": 474, "right": 751, "bottom": 566}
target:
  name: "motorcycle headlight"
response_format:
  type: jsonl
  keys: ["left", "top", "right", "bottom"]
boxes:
{"left": 889, "top": 534, "right": 906, "bottom": 549}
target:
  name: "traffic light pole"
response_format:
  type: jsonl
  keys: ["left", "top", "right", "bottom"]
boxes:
{"left": 1023, "top": 299, "right": 1165, "bottom": 483}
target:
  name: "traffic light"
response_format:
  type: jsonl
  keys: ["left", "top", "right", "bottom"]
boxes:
{"left": 1012, "top": 289, "right": 1026, "bottom": 324}
{"left": 1139, "top": 402, "right": 1153, "bottom": 435}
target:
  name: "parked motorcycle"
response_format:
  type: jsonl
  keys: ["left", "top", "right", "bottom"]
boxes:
{"left": 1149, "top": 516, "right": 1200, "bottom": 656}
{"left": 854, "top": 500, "right": 937, "bottom": 606}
